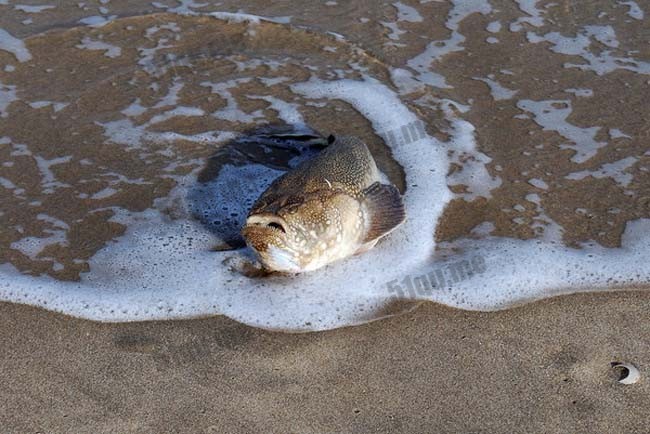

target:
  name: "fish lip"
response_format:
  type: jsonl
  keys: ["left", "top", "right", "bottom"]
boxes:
{"left": 243, "top": 214, "right": 289, "bottom": 235}
{"left": 241, "top": 225, "right": 278, "bottom": 249}
{"left": 241, "top": 214, "right": 290, "bottom": 254}
{"left": 240, "top": 225, "right": 301, "bottom": 273}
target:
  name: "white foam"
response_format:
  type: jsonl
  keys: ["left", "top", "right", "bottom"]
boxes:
{"left": 121, "top": 98, "right": 147, "bottom": 117}
{"left": 609, "top": 128, "right": 631, "bottom": 139}
{"left": 0, "top": 28, "right": 31, "bottom": 62}
{"left": 405, "top": 0, "right": 492, "bottom": 89}
{"left": 91, "top": 187, "right": 118, "bottom": 200}
{"left": 565, "top": 88, "right": 593, "bottom": 98}
{"left": 98, "top": 118, "right": 231, "bottom": 151}
{"left": 381, "top": 21, "right": 406, "bottom": 43}
{"left": 201, "top": 79, "right": 264, "bottom": 123}
{"left": 527, "top": 25, "right": 650, "bottom": 75}
{"left": 0, "top": 176, "right": 25, "bottom": 197}
{"left": 145, "top": 22, "right": 181, "bottom": 39}
{"left": 394, "top": 2, "right": 423, "bottom": 22}
{"left": 441, "top": 103, "right": 502, "bottom": 200}
{"left": 150, "top": 3, "right": 291, "bottom": 25}
{"left": 78, "top": 15, "right": 117, "bottom": 27}
{"left": 76, "top": 36, "right": 122, "bottom": 58}
{"left": 486, "top": 21, "right": 501, "bottom": 33}
{"left": 138, "top": 39, "right": 175, "bottom": 73}
{"left": 259, "top": 76, "right": 289, "bottom": 87}
{"left": 509, "top": 0, "right": 545, "bottom": 31}
{"left": 148, "top": 106, "right": 205, "bottom": 125}
{"left": 209, "top": 11, "right": 292, "bottom": 25}
{"left": 472, "top": 76, "right": 517, "bottom": 100}
{"left": 566, "top": 156, "right": 638, "bottom": 187}
{"left": 152, "top": 0, "right": 207, "bottom": 15}
{"left": 28, "top": 101, "right": 69, "bottom": 112}
{"left": 14, "top": 4, "right": 56, "bottom": 13}
{"left": 153, "top": 80, "right": 183, "bottom": 108}
{"left": 390, "top": 67, "right": 429, "bottom": 93}
{"left": 619, "top": 1, "right": 644, "bottom": 20}
{"left": 1, "top": 78, "right": 649, "bottom": 331}
{"left": 248, "top": 95, "right": 310, "bottom": 132}
{"left": 0, "top": 81, "right": 18, "bottom": 117}
{"left": 33, "top": 155, "right": 72, "bottom": 194}
{"left": 11, "top": 214, "right": 70, "bottom": 260}
{"left": 528, "top": 178, "right": 548, "bottom": 190}
{"left": 98, "top": 80, "right": 231, "bottom": 150}
{"left": 517, "top": 99, "right": 606, "bottom": 163}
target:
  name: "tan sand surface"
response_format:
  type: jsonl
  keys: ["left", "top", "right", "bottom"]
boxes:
{"left": 1, "top": 1, "right": 649, "bottom": 431}
{"left": 1, "top": 291, "right": 648, "bottom": 433}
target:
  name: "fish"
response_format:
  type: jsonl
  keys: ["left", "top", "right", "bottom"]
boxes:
{"left": 241, "top": 135, "right": 406, "bottom": 273}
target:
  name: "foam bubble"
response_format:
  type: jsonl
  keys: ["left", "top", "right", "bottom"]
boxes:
{"left": 405, "top": 0, "right": 492, "bottom": 89}
{"left": 472, "top": 76, "right": 518, "bottom": 101}
{"left": 566, "top": 157, "right": 638, "bottom": 188}
{"left": 440, "top": 102, "right": 502, "bottom": 200}
{"left": 509, "top": 0, "right": 545, "bottom": 32}
{"left": 0, "top": 28, "right": 32, "bottom": 62}
{"left": 527, "top": 25, "right": 650, "bottom": 75}
{"left": 78, "top": 15, "right": 117, "bottom": 27}
{"left": 394, "top": 2, "right": 423, "bottom": 22}
{"left": 619, "top": 1, "right": 644, "bottom": 20}
{"left": 565, "top": 88, "right": 593, "bottom": 98}
{"left": 76, "top": 36, "right": 122, "bottom": 58}
{"left": 14, "top": 4, "right": 56, "bottom": 13}
{"left": 516, "top": 99, "right": 606, "bottom": 163}
{"left": 209, "top": 11, "right": 292, "bottom": 25}
{"left": 201, "top": 79, "right": 264, "bottom": 123}
{"left": 0, "top": 81, "right": 18, "bottom": 118}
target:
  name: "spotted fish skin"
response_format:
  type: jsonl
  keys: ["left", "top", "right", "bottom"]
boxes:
{"left": 241, "top": 136, "right": 405, "bottom": 273}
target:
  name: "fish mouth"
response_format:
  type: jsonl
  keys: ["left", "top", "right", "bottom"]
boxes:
{"left": 244, "top": 214, "right": 288, "bottom": 235}
{"left": 241, "top": 214, "right": 289, "bottom": 253}
{"left": 241, "top": 216, "right": 301, "bottom": 272}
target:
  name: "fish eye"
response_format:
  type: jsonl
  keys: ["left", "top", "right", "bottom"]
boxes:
{"left": 267, "top": 222, "right": 286, "bottom": 233}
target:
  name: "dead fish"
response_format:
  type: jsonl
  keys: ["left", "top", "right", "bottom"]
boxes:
{"left": 241, "top": 135, "right": 405, "bottom": 273}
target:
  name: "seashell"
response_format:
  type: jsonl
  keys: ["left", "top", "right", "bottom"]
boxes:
{"left": 611, "top": 362, "right": 640, "bottom": 384}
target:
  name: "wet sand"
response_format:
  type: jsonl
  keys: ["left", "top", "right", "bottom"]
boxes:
{"left": 1, "top": 0, "right": 650, "bottom": 431}
{"left": 1, "top": 291, "right": 649, "bottom": 433}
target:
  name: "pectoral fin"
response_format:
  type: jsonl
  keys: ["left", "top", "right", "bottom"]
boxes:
{"left": 361, "top": 182, "right": 406, "bottom": 243}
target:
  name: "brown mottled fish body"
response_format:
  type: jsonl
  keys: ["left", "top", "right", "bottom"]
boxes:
{"left": 242, "top": 136, "right": 405, "bottom": 273}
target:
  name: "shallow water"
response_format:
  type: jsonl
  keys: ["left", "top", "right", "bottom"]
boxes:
{"left": 0, "top": 1, "right": 648, "bottom": 331}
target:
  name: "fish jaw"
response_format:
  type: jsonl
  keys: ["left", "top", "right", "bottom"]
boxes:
{"left": 264, "top": 245, "right": 303, "bottom": 273}
{"left": 241, "top": 216, "right": 304, "bottom": 273}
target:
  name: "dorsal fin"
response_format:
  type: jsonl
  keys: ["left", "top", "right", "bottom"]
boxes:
{"left": 361, "top": 182, "right": 406, "bottom": 242}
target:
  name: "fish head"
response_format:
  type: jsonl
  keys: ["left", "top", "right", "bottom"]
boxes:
{"left": 241, "top": 212, "right": 305, "bottom": 273}
{"left": 242, "top": 193, "right": 351, "bottom": 273}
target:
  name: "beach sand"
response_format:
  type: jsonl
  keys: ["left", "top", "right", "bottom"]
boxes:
{"left": 1, "top": 291, "right": 649, "bottom": 433}
{"left": 1, "top": 0, "right": 649, "bottom": 431}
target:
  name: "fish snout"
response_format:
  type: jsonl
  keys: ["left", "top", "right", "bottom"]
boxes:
{"left": 242, "top": 214, "right": 289, "bottom": 253}
{"left": 241, "top": 217, "right": 302, "bottom": 273}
